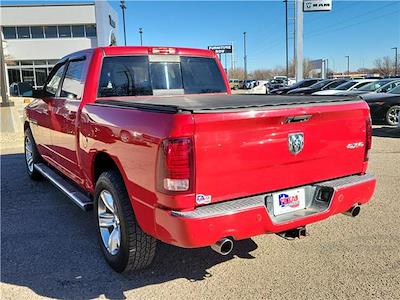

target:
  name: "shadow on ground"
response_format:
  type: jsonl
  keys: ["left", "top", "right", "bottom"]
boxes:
{"left": 1, "top": 153, "right": 258, "bottom": 299}
{"left": 372, "top": 126, "right": 400, "bottom": 138}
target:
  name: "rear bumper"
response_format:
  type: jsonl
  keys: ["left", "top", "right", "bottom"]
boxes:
{"left": 154, "top": 174, "right": 376, "bottom": 248}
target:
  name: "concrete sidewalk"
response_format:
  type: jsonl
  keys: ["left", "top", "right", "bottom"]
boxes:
{"left": 0, "top": 97, "right": 31, "bottom": 154}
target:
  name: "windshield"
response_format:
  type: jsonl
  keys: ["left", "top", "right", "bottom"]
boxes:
{"left": 308, "top": 80, "right": 330, "bottom": 89}
{"left": 292, "top": 79, "right": 319, "bottom": 89}
{"left": 98, "top": 55, "right": 227, "bottom": 97}
{"left": 389, "top": 85, "right": 400, "bottom": 94}
{"left": 335, "top": 81, "right": 357, "bottom": 90}
{"left": 358, "top": 80, "right": 393, "bottom": 92}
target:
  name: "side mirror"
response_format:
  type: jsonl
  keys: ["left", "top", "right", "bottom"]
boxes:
{"left": 32, "top": 88, "right": 45, "bottom": 99}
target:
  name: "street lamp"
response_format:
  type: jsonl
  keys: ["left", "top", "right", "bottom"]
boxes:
{"left": 139, "top": 28, "right": 143, "bottom": 46}
{"left": 243, "top": 31, "right": 247, "bottom": 80}
{"left": 345, "top": 55, "right": 350, "bottom": 76}
{"left": 120, "top": 0, "right": 127, "bottom": 46}
{"left": 284, "top": 0, "right": 289, "bottom": 78}
{"left": 392, "top": 47, "right": 398, "bottom": 77}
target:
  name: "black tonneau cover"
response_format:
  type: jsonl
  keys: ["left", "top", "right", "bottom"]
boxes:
{"left": 95, "top": 94, "right": 360, "bottom": 114}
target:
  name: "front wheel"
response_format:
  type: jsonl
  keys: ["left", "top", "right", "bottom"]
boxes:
{"left": 94, "top": 170, "right": 157, "bottom": 273}
{"left": 24, "top": 128, "right": 42, "bottom": 180}
{"left": 385, "top": 105, "right": 400, "bottom": 126}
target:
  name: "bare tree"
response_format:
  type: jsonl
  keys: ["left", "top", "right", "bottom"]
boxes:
{"left": 374, "top": 56, "right": 394, "bottom": 76}
{"left": 228, "top": 68, "right": 245, "bottom": 80}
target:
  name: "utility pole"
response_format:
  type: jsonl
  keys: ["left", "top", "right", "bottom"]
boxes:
{"left": 284, "top": 0, "right": 289, "bottom": 78}
{"left": 230, "top": 41, "right": 235, "bottom": 70}
{"left": 120, "top": 1, "right": 127, "bottom": 46}
{"left": 295, "top": 0, "right": 303, "bottom": 81}
{"left": 0, "top": 29, "right": 13, "bottom": 107}
{"left": 345, "top": 55, "right": 350, "bottom": 76}
{"left": 392, "top": 47, "right": 398, "bottom": 76}
{"left": 139, "top": 28, "right": 143, "bottom": 46}
{"left": 243, "top": 32, "right": 247, "bottom": 80}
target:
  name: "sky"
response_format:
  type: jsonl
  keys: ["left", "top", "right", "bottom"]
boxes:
{"left": 3, "top": 0, "right": 400, "bottom": 72}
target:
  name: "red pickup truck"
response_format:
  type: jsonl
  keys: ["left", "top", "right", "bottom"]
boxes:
{"left": 24, "top": 46, "right": 376, "bottom": 273}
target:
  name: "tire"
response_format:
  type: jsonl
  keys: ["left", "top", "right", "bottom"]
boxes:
{"left": 24, "top": 128, "right": 43, "bottom": 180}
{"left": 94, "top": 170, "right": 157, "bottom": 273}
{"left": 385, "top": 105, "right": 400, "bottom": 126}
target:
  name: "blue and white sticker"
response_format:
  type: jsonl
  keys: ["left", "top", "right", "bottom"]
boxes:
{"left": 196, "top": 194, "right": 212, "bottom": 205}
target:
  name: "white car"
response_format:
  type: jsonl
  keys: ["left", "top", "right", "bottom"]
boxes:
{"left": 312, "top": 79, "right": 377, "bottom": 96}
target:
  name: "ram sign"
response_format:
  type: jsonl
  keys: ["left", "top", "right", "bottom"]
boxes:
{"left": 208, "top": 45, "right": 233, "bottom": 54}
{"left": 303, "top": 0, "right": 332, "bottom": 12}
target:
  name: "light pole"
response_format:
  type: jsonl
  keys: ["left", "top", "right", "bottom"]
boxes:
{"left": 345, "top": 55, "right": 350, "bottom": 76}
{"left": 392, "top": 47, "right": 398, "bottom": 76}
{"left": 243, "top": 31, "right": 247, "bottom": 80}
{"left": 139, "top": 27, "right": 143, "bottom": 46}
{"left": 284, "top": 0, "right": 289, "bottom": 78}
{"left": 120, "top": 0, "right": 127, "bottom": 46}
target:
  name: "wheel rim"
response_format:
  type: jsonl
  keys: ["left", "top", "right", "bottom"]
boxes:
{"left": 98, "top": 190, "right": 121, "bottom": 255}
{"left": 25, "top": 135, "right": 34, "bottom": 173}
{"left": 387, "top": 107, "right": 400, "bottom": 125}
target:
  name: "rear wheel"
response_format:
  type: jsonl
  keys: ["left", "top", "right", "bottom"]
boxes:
{"left": 24, "top": 128, "right": 42, "bottom": 180}
{"left": 385, "top": 105, "right": 400, "bottom": 126}
{"left": 94, "top": 170, "right": 157, "bottom": 273}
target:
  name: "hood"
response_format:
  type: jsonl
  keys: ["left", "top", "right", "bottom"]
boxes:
{"left": 287, "top": 87, "right": 311, "bottom": 94}
{"left": 312, "top": 90, "right": 341, "bottom": 96}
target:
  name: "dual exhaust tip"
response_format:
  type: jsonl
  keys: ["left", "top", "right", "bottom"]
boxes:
{"left": 210, "top": 205, "right": 361, "bottom": 255}
{"left": 342, "top": 205, "right": 361, "bottom": 217}
{"left": 211, "top": 237, "right": 234, "bottom": 255}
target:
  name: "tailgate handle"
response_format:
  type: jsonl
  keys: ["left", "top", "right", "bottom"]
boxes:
{"left": 285, "top": 115, "right": 312, "bottom": 123}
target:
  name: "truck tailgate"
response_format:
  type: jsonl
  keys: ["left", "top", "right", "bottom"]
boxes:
{"left": 193, "top": 100, "right": 369, "bottom": 204}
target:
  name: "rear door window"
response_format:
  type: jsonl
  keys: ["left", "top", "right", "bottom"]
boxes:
{"left": 98, "top": 56, "right": 152, "bottom": 97}
{"left": 181, "top": 56, "right": 226, "bottom": 94}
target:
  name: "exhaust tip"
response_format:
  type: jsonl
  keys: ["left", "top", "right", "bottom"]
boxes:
{"left": 343, "top": 205, "right": 361, "bottom": 217}
{"left": 211, "top": 238, "right": 234, "bottom": 255}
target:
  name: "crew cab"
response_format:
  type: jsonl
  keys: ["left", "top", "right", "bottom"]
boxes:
{"left": 24, "top": 46, "right": 376, "bottom": 273}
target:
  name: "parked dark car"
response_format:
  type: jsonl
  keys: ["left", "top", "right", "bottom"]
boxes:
{"left": 287, "top": 79, "right": 348, "bottom": 95}
{"left": 361, "top": 85, "right": 400, "bottom": 126}
{"left": 340, "top": 79, "right": 396, "bottom": 96}
{"left": 269, "top": 78, "right": 321, "bottom": 95}
{"left": 9, "top": 82, "right": 33, "bottom": 97}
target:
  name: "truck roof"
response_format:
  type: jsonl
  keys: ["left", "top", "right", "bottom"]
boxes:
{"left": 96, "top": 94, "right": 361, "bottom": 114}
{"left": 102, "top": 46, "right": 216, "bottom": 57}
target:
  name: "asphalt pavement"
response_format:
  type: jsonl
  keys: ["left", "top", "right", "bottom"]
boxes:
{"left": 1, "top": 125, "right": 399, "bottom": 299}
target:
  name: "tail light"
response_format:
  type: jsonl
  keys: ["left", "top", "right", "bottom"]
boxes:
{"left": 364, "top": 116, "right": 372, "bottom": 162}
{"left": 156, "top": 138, "right": 194, "bottom": 193}
{"left": 149, "top": 47, "right": 176, "bottom": 55}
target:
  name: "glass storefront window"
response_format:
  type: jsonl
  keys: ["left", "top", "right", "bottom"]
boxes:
{"left": 72, "top": 25, "right": 85, "bottom": 37}
{"left": 44, "top": 26, "right": 58, "bottom": 38}
{"left": 85, "top": 25, "right": 96, "bottom": 37}
{"left": 3, "top": 27, "right": 16, "bottom": 39}
{"left": 58, "top": 26, "right": 71, "bottom": 38}
{"left": 21, "top": 69, "right": 34, "bottom": 85}
{"left": 16, "top": 27, "right": 30, "bottom": 39}
{"left": 35, "top": 68, "right": 48, "bottom": 87}
{"left": 7, "top": 69, "right": 21, "bottom": 84}
{"left": 31, "top": 26, "right": 44, "bottom": 39}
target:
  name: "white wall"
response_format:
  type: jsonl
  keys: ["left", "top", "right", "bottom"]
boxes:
{"left": 0, "top": 4, "right": 96, "bottom": 26}
{"left": 95, "top": 0, "right": 118, "bottom": 46}
{"left": 4, "top": 38, "right": 97, "bottom": 60}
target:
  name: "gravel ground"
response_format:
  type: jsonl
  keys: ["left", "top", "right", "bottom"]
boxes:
{"left": 1, "top": 125, "right": 399, "bottom": 299}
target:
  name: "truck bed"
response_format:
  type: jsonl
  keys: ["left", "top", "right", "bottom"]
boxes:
{"left": 96, "top": 94, "right": 360, "bottom": 113}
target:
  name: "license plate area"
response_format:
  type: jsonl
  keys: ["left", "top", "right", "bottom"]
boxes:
{"left": 265, "top": 185, "right": 333, "bottom": 224}
{"left": 272, "top": 188, "right": 306, "bottom": 216}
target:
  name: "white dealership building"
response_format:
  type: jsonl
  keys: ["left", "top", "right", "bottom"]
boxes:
{"left": 0, "top": 1, "right": 118, "bottom": 90}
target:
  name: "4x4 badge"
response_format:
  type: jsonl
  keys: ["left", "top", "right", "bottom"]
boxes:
{"left": 288, "top": 133, "right": 304, "bottom": 155}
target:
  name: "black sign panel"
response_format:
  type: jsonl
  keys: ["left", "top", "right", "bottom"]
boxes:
{"left": 208, "top": 45, "right": 233, "bottom": 54}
